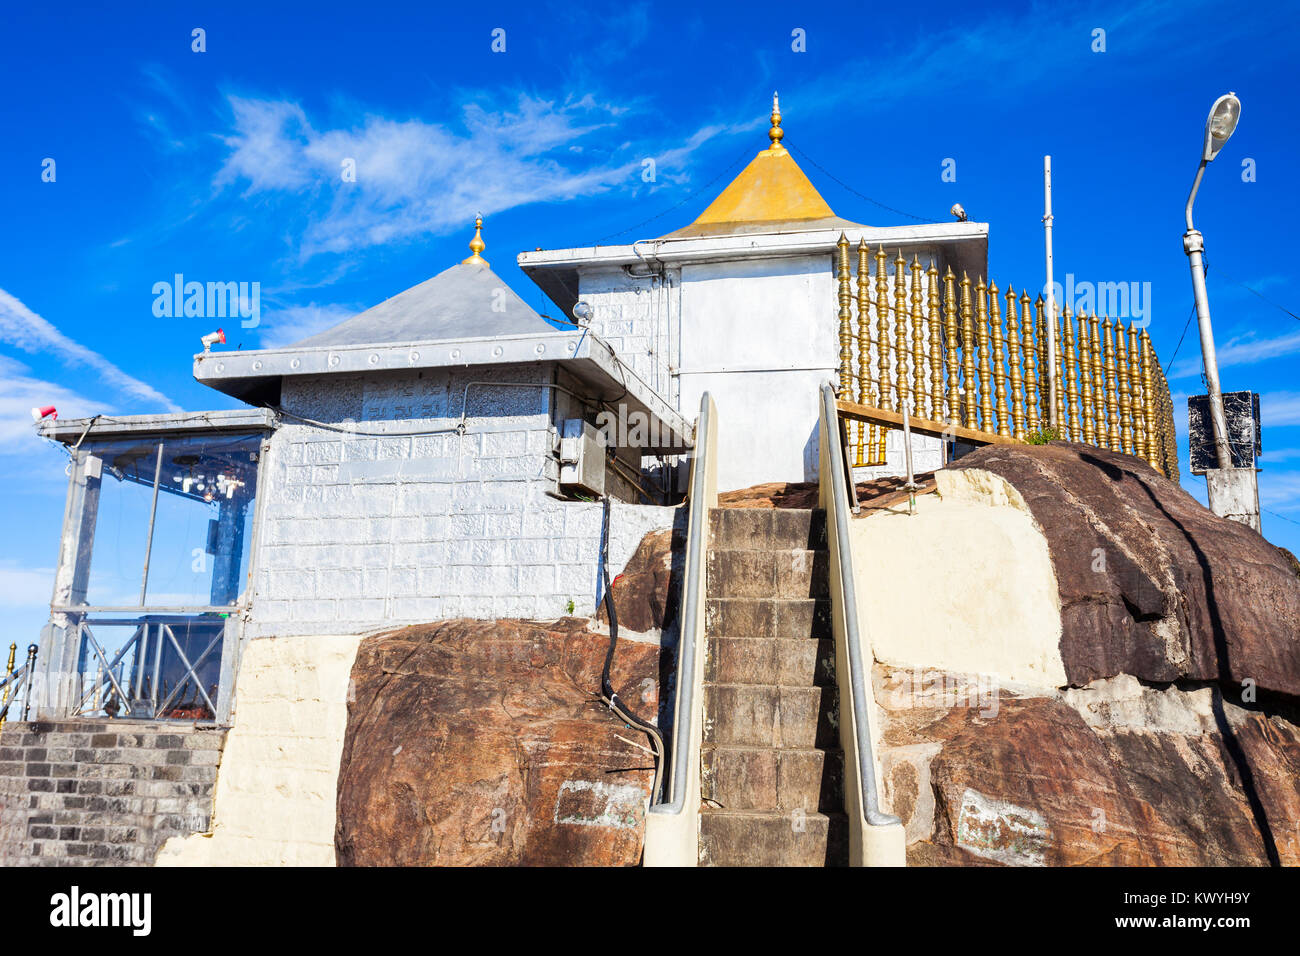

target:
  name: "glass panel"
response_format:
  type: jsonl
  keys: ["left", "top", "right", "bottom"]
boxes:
{"left": 81, "top": 432, "right": 261, "bottom": 608}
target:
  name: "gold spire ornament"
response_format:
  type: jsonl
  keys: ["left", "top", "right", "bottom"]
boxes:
{"left": 769, "top": 92, "right": 785, "bottom": 152}
{"left": 462, "top": 216, "right": 489, "bottom": 266}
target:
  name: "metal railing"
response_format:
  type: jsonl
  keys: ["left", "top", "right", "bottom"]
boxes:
{"left": 834, "top": 237, "right": 1179, "bottom": 480}
{"left": 0, "top": 644, "right": 39, "bottom": 731}
{"left": 644, "top": 391, "right": 716, "bottom": 866}
{"left": 818, "top": 381, "right": 905, "bottom": 865}
{"left": 69, "top": 617, "right": 225, "bottom": 720}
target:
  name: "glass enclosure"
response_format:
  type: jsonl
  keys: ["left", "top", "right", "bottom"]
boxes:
{"left": 53, "top": 430, "right": 263, "bottom": 721}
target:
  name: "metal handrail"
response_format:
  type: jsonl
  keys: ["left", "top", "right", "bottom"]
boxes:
{"left": 650, "top": 392, "right": 713, "bottom": 813}
{"left": 819, "top": 382, "right": 900, "bottom": 831}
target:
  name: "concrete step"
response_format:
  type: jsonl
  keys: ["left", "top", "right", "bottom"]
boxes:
{"left": 705, "top": 637, "right": 835, "bottom": 687}
{"left": 699, "top": 808, "right": 850, "bottom": 867}
{"left": 710, "top": 507, "right": 826, "bottom": 552}
{"left": 703, "top": 683, "right": 838, "bottom": 749}
{"left": 705, "top": 598, "right": 832, "bottom": 640}
{"left": 702, "top": 745, "right": 844, "bottom": 812}
{"left": 706, "top": 547, "right": 829, "bottom": 600}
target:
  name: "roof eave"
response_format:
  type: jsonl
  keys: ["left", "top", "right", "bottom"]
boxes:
{"left": 192, "top": 330, "right": 693, "bottom": 452}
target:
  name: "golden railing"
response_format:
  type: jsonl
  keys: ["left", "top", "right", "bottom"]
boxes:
{"left": 835, "top": 236, "right": 1179, "bottom": 481}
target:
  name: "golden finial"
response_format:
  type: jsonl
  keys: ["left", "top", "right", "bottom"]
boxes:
{"left": 462, "top": 216, "right": 488, "bottom": 266}
{"left": 769, "top": 92, "right": 785, "bottom": 151}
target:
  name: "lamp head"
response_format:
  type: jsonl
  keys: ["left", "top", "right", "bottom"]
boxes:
{"left": 1203, "top": 92, "right": 1241, "bottom": 163}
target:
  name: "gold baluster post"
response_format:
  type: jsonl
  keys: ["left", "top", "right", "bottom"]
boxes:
{"left": 1007, "top": 285, "right": 1024, "bottom": 440}
{"left": 989, "top": 281, "right": 1009, "bottom": 436}
{"left": 836, "top": 234, "right": 852, "bottom": 397}
{"left": 1127, "top": 324, "right": 1141, "bottom": 456}
{"left": 1022, "top": 292, "right": 1039, "bottom": 436}
{"left": 895, "top": 250, "right": 910, "bottom": 415}
{"left": 1103, "top": 316, "right": 1119, "bottom": 450}
{"left": 910, "top": 256, "right": 925, "bottom": 417}
{"left": 1140, "top": 330, "right": 1157, "bottom": 468}
{"left": 1063, "top": 305, "right": 1078, "bottom": 441}
{"left": 876, "top": 246, "right": 891, "bottom": 461}
{"left": 961, "top": 272, "right": 976, "bottom": 428}
{"left": 1088, "top": 312, "right": 1102, "bottom": 446}
{"left": 977, "top": 277, "right": 992, "bottom": 431}
{"left": 1077, "top": 310, "right": 1095, "bottom": 445}
{"left": 0, "top": 643, "right": 15, "bottom": 735}
{"left": 928, "top": 261, "right": 942, "bottom": 423}
{"left": 856, "top": 240, "right": 874, "bottom": 465}
{"left": 943, "top": 267, "right": 959, "bottom": 423}
{"left": 1117, "top": 321, "right": 1132, "bottom": 455}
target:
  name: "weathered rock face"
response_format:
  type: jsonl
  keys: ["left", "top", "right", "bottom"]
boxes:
{"left": 335, "top": 618, "right": 660, "bottom": 866}
{"left": 948, "top": 443, "right": 1300, "bottom": 696}
{"left": 597, "top": 527, "right": 683, "bottom": 635}
{"left": 876, "top": 668, "right": 1300, "bottom": 866}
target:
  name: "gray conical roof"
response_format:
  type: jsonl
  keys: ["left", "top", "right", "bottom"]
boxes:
{"left": 291, "top": 261, "right": 558, "bottom": 349}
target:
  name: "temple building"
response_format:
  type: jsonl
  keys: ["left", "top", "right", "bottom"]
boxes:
{"left": 2, "top": 96, "right": 1201, "bottom": 871}
{"left": 30, "top": 97, "right": 991, "bottom": 724}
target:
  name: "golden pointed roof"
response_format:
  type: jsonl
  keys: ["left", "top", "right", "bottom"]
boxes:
{"left": 462, "top": 216, "right": 488, "bottom": 265}
{"left": 660, "top": 93, "right": 860, "bottom": 240}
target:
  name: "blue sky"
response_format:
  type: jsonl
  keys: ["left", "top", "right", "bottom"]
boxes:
{"left": 2, "top": 0, "right": 1298, "bottom": 641}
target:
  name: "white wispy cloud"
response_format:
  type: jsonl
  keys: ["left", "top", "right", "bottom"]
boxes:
{"left": 213, "top": 91, "right": 754, "bottom": 259}
{"left": 0, "top": 355, "right": 111, "bottom": 455}
{"left": 1261, "top": 392, "right": 1300, "bottom": 427}
{"left": 0, "top": 561, "right": 55, "bottom": 609}
{"left": 1170, "top": 328, "right": 1300, "bottom": 379}
{"left": 0, "top": 288, "right": 181, "bottom": 413}
{"left": 256, "top": 303, "right": 358, "bottom": 348}
{"left": 1259, "top": 470, "right": 1300, "bottom": 512}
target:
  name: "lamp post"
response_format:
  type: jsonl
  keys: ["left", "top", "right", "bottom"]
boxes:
{"left": 1184, "top": 92, "right": 1259, "bottom": 530}
{"left": 1183, "top": 92, "right": 1240, "bottom": 471}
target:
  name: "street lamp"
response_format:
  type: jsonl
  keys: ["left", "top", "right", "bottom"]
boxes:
{"left": 1183, "top": 92, "right": 1241, "bottom": 471}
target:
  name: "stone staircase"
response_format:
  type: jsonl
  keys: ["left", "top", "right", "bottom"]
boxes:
{"left": 699, "top": 507, "right": 848, "bottom": 866}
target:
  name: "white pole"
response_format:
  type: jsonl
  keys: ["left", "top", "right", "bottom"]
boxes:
{"left": 1043, "top": 156, "right": 1058, "bottom": 432}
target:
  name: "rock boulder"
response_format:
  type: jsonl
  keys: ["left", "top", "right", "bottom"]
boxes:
{"left": 335, "top": 617, "right": 660, "bottom": 866}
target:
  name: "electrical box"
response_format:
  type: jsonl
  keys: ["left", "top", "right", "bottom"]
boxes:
{"left": 1188, "top": 391, "right": 1260, "bottom": 475}
{"left": 558, "top": 419, "right": 605, "bottom": 498}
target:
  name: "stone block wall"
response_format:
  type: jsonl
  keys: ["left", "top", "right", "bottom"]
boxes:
{"left": 575, "top": 267, "right": 676, "bottom": 403}
{"left": 248, "top": 364, "right": 678, "bottom": 638}
{"left": 0, "top": 719, "right": 225, "bottom": 866}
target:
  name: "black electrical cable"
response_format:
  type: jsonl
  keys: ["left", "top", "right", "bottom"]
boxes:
{"left": 598, "top": 495, "right": 665, "bottom": 804}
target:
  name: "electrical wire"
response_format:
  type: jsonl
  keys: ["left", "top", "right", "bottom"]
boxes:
{"left": 598, "top": 496, "right": 665, "bottom": 804}
{"left": 587, "top": 147, "right": 753, "bottom": 246}
{"left": 788, "top": 144, "right": 943, "bottom": 224}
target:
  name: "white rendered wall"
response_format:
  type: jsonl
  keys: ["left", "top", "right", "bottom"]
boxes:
{"left": 248, "top": 365, "right": 677, "bottom": 638}
{"left": 675, "top": 256, "right": 834, "bottom": 490}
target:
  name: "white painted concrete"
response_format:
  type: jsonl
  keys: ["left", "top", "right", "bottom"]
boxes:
{"left": 849, "top": 467, "right": 1067, "bottom": 690}
{"left": 155, "top": 633, "right": 362, "bottom": 866}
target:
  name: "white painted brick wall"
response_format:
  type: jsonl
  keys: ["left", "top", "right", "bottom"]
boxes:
{"left": 248, "top": 365, "right": 677, "bottom": 638}
{"left": 577, "top": 268, "right": 676, "bottom": 403}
